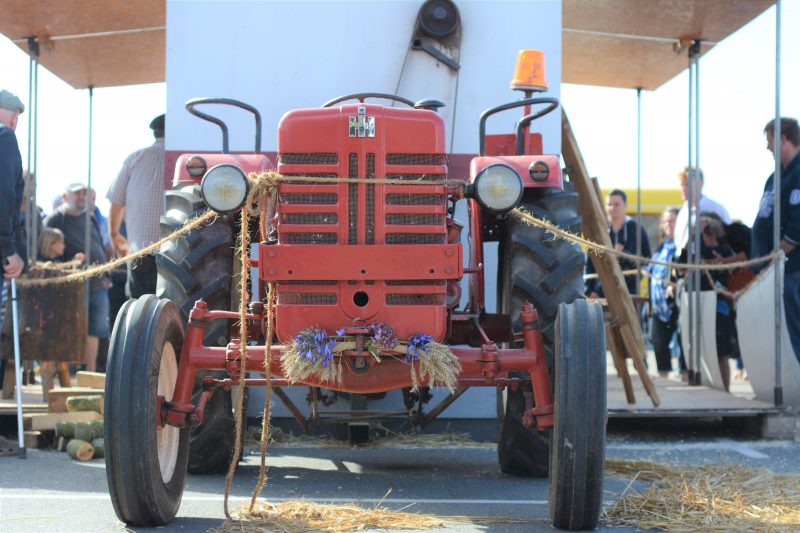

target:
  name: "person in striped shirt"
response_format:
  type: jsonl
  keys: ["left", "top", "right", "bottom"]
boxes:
{"left": 106, "top": 114, "right": 166, "bottom": 298}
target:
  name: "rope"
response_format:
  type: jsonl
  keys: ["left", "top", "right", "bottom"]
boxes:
{"left": 223, "top": 205, "right": 251, "bottom": 518}
{"left": 511, "top": 209, "right": 778, "bottom": 272}
{"left": 16, "top": 210, "right": 217, "bottom": 286}
{"left": 249, "top": 281, "right": 274, "bottom": 512}
{"left": 19, "top": 173, "right": 776, "bottom": 290}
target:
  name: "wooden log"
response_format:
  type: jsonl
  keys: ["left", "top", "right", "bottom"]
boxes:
{"left": 76, "top": 371, "right": 105, "bottom": 389}
{"left": 47, "top": 387, "right": 104, "bottom": 413}
{"left": 74, "top": 422, "right": 93, "bottom": 443}
{"left": 90, "top": 420, "right": 104, "bottom": 439}
{"left": 24, "top": 411, "right": 102, "bottom": 431}
{"left": 91, "top": 438, "right": 104, "bottom": 458}
{"left": 66, "top": 395, "right": 104, "bottom": 414}
{"left": 66, "top": 439, "right": 94, "bottom": 461}
{"left": 23, "top": 430, "right": 50, "bottom": 449}
{"left": 55, "top": 421, "right": 76, "bottom": 439}
{"left": 561, "top": 109, "right": 660, "bottom": 407}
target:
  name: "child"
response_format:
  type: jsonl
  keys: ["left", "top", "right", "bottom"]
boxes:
{"left": 699, "top": 214, "right": 736, "bottom": 392}
{"left": 37, "top": 227, "right": 84, "bottom": 265}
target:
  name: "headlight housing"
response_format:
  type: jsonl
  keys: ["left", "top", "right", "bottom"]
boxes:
{"left": 200, "top": 164, "right": 249, "bottom": 213}
{"left": 473, "top": 164, "right": 524, "bottom": 212}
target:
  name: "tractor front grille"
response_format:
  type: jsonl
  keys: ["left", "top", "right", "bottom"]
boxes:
{"left": 275, "top": 149, "right": 448, "bottom": 308}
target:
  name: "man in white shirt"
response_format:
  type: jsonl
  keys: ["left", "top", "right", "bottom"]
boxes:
{"left": 674, "top": 166, "right": 731, "bottom": 256}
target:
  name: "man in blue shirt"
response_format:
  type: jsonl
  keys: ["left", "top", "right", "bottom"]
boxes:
{"left": 752, "top": 117, "right": 800, "bottom": 362}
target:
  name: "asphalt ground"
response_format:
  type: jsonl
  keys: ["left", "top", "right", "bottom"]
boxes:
{"left": 1, "top": 419, "right": 798, "bottom": 533}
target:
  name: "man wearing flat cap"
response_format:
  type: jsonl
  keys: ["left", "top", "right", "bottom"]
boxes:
{"left": 0, "top": 89, "right": 25, "bottom": 280}
{"left": 107, "top": 113, "right": 166, "bottom": 298}
{"left": 0, "top": 89, "right": 25, "bottom": 385}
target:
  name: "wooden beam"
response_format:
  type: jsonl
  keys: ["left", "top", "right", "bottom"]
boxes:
{"left": 562, "top": 108, "right": 660, "bottom": 407}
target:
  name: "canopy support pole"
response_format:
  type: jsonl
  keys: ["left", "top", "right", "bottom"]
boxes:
{"left": 685, "top": 40, "right": 702, "bottom": 386}
{"left": 772, "top": 0, "right": 783, "bottom": 407}
{"left": 84, "top": 86, "right": 94, "bottom": 315}
{"left": 635, "top": 87, "right": 642, "bottom": 292}
{"left": 691, "top": 40, "right": 703, "bottom": 387}
{"left": 25, "top": 37, "right": 40, "bottom": 263}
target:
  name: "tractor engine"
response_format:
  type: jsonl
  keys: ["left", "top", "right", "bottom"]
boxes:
{"left": 265, "top": 102, "right": 462, "bottom": 342}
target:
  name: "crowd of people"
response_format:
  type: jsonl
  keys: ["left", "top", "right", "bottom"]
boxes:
{"left": 0, "top": 88, "right": 165, "bottom": 386}
{"left": 585, "top": 117, "right": 800, "bottom": 391}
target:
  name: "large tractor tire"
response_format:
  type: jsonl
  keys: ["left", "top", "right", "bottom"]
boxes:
{"left": 157, "top": 184, "right": 238, "bottom": 474}
{"left": 105, "top": 296, "right": 189, "bottom": 526}
{"left": 549, "top": 300, "right": 606, "bottom": 531}
{"left": 496, "top": 184, "right": 584, "bottom": 477}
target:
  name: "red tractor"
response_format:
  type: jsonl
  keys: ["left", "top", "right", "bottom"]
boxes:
{"left": 104, "top": 54, "right": 607, "bottom": 531}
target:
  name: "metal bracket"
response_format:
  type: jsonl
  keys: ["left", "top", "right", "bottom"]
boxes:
{"left": 412, "top": 38, "right": 460, "bottom": 71}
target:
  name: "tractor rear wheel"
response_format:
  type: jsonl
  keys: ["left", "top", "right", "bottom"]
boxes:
{"left": 496, "top": 185, "right": 584, "bottom": 477}
{"left": 157, "top": 184, "right": 238, "bottom": 474}
{"left": 549, "top": 299, "right": 606, "bottom": 531}
{"left": 105, "top": 295, "right": 189, "bottom": 527}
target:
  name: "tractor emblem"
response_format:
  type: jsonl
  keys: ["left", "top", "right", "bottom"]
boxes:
{"left": 349, "top": 106, "right": 375, "bottom": 138}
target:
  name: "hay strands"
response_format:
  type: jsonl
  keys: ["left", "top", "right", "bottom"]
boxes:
{"left": 211, "top": 496, "right": 527, "bottom": 533}
{"left": 603, "top": 458, "right": 800, "bottom": 532}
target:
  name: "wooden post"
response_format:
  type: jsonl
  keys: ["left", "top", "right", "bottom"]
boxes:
{"left": 562, "top": 109, "right": 660, "bottom": 407}
{"left": 606, "top": 324, "right": 635, "bottom": 403}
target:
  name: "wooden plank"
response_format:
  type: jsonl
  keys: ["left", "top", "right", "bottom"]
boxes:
{"left": 76, "top": 371, "right": 106, "bottom": 390}
{"left": 606, "top": 324, "right": 635, "bottom": 403}
{"left": 607, "top": 375, "right": 778, "bottom": 415}
{"left": 47, "top": 387, "right": 105, "bottom": 414}
{"left": 562, "top": 108, "right": 660, "bottom": 407}
{"left": 24, "top": 411, "right": 102, "bottom": 431}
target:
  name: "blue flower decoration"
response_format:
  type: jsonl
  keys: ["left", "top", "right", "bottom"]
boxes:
{"left": 405, "top": 333, "right": 433, "bottom": 363}
{"left": 294, "top": 327, "right": 336, "bottom": 367}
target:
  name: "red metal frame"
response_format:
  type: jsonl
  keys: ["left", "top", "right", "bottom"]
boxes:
{"left": 160, "top": 299, "right": 554, "bottom": 431}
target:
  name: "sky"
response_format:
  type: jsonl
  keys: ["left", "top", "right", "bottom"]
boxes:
{"left": 0, "top": 2, "right": 797, "bottom": 223}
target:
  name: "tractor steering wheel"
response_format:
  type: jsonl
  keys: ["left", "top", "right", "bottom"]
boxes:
{"left": 322, "top": 92, "right": 415, "bottom": 108}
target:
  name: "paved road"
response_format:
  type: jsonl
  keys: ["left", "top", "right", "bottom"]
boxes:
{"left": 1, "top": 419, "right": 798, "bottom": 533}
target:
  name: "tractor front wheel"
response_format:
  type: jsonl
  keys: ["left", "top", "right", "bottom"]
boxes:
{"left": 496, "top": 185, "right": 584, "bottom": 477}
{"left": 105, "top": 295, "right": 189, "bottom": 527}
{"left": 549, "top": 299, "right": 606, "bottom": 531}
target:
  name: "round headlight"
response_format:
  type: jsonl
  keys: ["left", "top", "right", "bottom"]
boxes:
{"left": 200, "top": 164, "right": 249, "bottom": 213}
{"left": 474, "top": 164, "right": 523, "bottom": 212}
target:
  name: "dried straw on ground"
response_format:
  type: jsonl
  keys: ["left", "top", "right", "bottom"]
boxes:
{"left": 603, "top": 458, "right": 800, "bottom": 532}
{"left": 211, "top": 500, "right": 526, "bottom": 533}
{"left": 268, "top": 427, "right": 493, "bottom": 449}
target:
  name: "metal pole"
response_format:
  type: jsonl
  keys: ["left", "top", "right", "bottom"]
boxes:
{"left": 692, "top": 41, "right": 703, "bottom": 387}
{"left": 84, "top": 87, "right": 94, "bottom": 315}
{"left": 32, "top": 46, "right": 39, "bottom": 260}
{"left": 773, "top": 0, "right": 783, "bottom": 407}
{"left": 686, "top": 44, "right": 696, "bottom": 385}
{"left": 25, "top": 38, "right": 37, "bottom": 264}
{"left": 11, "top": 279, "right": 26, "bottom": 458}
{"left": 635, "top": 87, "right": 642, "bottom": 293}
